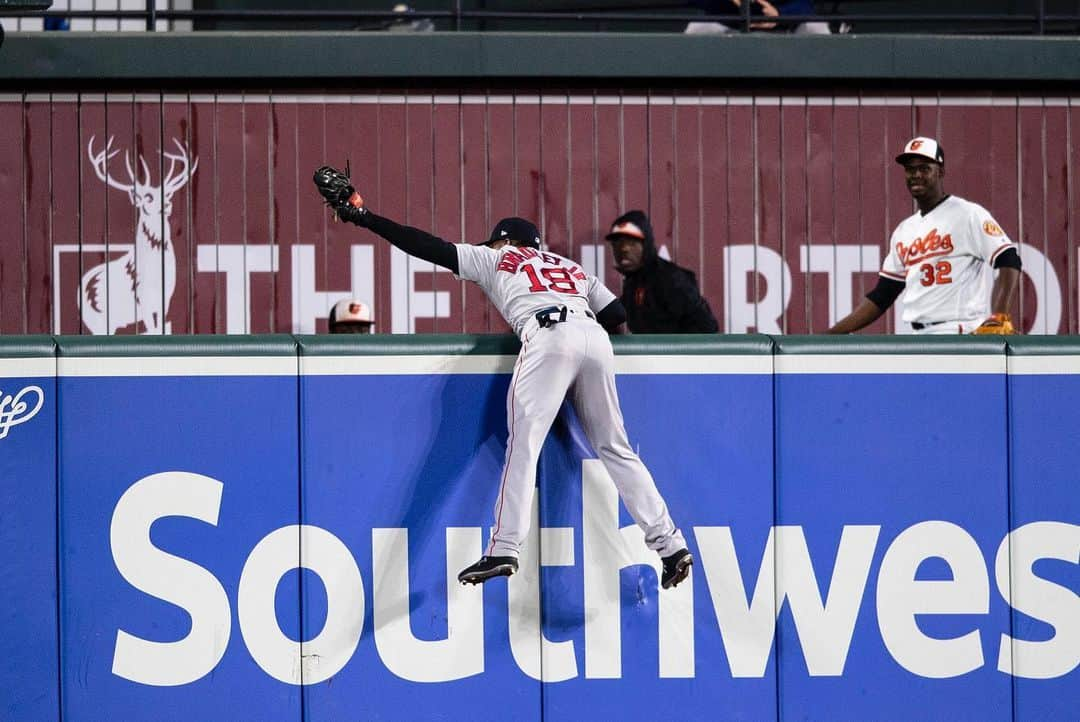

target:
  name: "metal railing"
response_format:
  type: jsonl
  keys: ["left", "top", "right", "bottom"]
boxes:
{"left": 2, "top": 1, "right": 1079, "bottom": 35}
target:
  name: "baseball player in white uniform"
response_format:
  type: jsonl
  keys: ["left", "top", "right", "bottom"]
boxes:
{"left": 828, "top": 137, "right": 1022, "bottom": 335}
{"left": 312, "top": 166, "right": 693, "bottom": 589}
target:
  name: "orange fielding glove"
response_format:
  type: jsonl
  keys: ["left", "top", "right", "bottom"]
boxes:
{"left": 972, "top": 312, "right": 1017, "bottom": 335}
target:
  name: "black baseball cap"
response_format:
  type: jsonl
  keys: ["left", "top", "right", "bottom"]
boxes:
{"left": 482, "top": 217, "right": 541, "bottom": 249}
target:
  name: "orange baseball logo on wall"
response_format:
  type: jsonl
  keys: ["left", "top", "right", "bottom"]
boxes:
{"left": 983, "top": 220, "right": 1005, "bottom": 236}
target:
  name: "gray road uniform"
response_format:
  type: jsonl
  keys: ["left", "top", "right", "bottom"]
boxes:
{"left": 327, "top": 202, "right": 691, "bottom": 587}
{"left": 454, "top": 242, "right": 686, "bottom": 559}
{"left": 311, "top": 166, "right": 694, "bottom": 584}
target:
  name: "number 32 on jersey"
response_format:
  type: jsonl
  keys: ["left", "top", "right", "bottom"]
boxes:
{"left": 919, "top": 260, "right": 952, "bottom": 287}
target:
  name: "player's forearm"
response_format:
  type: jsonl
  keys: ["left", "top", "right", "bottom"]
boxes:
{"left": 597, "top": 298, "right": 628, "bottom": 333}
{"left": 990, "top": 267, "right": 1020, "bottom": 316}
{"left": 362, "top": 212, "right": 459, "bottom": 274}
{"left": 826, "top": 299, "right": 886, "bottom": 334}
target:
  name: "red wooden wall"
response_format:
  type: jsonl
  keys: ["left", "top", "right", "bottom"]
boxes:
{"left": 0, "top": 90, "right": 1075, "bottom": 335}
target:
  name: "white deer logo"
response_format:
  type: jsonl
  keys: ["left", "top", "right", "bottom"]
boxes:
{"left": 82, "top": 136, "right": 197, "bottom": 335}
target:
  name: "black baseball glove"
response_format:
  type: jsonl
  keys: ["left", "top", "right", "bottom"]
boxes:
{"left": 313, "top": 165, "right": 368, "bottom": 225}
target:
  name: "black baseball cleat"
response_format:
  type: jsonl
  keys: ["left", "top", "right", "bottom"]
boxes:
{"left": 458, "top": 556, "right": 519, "bottom": 585}
{"left": 661, "top": 549, "right": 693, "bottom": 589}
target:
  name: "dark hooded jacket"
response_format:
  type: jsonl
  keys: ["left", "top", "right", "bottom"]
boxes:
{"left": 607, "top": 210, "right": 719, "bottom": 334}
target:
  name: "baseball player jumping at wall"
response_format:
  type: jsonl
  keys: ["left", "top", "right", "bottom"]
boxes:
{"left": 828, "top": 137, "right": 1022, "bottom": 335}
{"left": 313, "top": 166, "right": 693, "bottom": 589}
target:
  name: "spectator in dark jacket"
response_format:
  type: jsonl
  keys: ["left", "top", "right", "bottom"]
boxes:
{"left": 605, "top": 210, "right": 719, "bottom": 334}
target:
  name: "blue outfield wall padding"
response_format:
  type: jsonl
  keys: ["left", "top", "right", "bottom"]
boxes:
{"left": 774, "top": 336, "right": 1012, "bottom": 721}
{"left": 1006, "top": 339, "right": 1080, "bottom": 722}
{"left": 543, "top": 351, "right": 778, "bottom": 719}
{"left": 295, "top": 334, "right": 777, "bottom": 720}
{"left": 0, "top": 337, "right": 58, "bottom": 722}
{"left": 299, "top": 360, "right": 537, "bottom": 721}
{"left": 54, "top": 337, "right": 302, "bottom": 721}
{"left": 1, "top": 334, "right": 1077, "bottom": 722}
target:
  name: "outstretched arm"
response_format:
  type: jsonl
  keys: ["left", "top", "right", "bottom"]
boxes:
{"left": 362, "top": 213, "right": 459, "bottom": 274}
{"left": 313, "top": 165, "right": 459, "bottom": 273}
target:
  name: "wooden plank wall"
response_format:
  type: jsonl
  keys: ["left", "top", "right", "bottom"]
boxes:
{"left": 0, "top": 91, "right": 1074, "bottom": 335}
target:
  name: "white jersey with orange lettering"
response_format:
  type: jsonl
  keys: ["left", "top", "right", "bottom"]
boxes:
{"left": 881, "top": 195, "right": 1016, "bottom": 332}
{"left": 455, "top": 243, "right": 616, "bottom": 337}
{"left": 452, "top": 240, "right": 686, "bottom": 564}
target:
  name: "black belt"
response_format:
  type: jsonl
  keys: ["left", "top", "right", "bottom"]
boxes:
{"left": 911, "top": 320, "right": 949, "bottom": 330}
{"left": 535, "top": 305, "right": 594, "bottom": 328}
